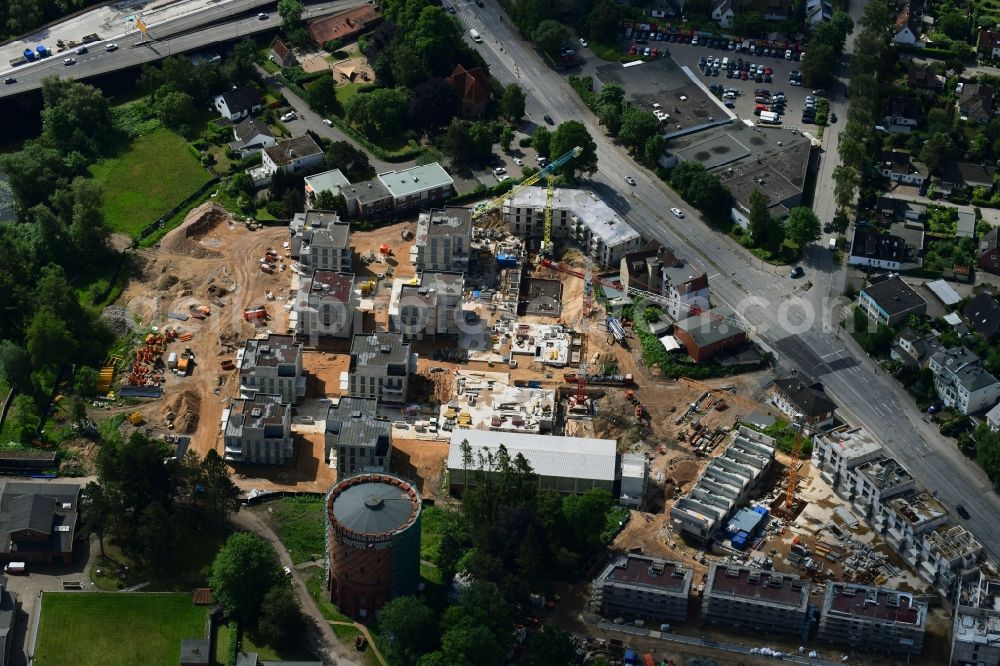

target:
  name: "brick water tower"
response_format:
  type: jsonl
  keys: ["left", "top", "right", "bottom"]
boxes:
{"left": 326, "top": 473, "right": 422, "bottom": 619}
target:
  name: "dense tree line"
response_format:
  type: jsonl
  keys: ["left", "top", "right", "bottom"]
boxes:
{"left": 377, "top": 443, "right": 622, "bottom": 665}
{"left": 506, "top": 0, "right": 625, "bottom": 47}
{"left": 0, "top": 0, "right": 93, "bottom": 37}
{"left": 668, "top": 161, "right": 732, "bottom": 225}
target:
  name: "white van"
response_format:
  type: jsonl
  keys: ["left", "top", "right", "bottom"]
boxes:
{"left": 470, "top": 29, "right": 483, "bottom": 43}
{"left": 721, "top": 57, "right": 729, "bottom": 69}
{"left": 828, "top": 237, "right": 837, "bottom": 251}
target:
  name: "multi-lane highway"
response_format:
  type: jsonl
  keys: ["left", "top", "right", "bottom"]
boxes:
{"left": 455, "top": 3, "right": 1000, "bottom": 559}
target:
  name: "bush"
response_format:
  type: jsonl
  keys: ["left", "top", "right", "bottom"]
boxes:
{"left": 323, "top": 39, "right": 344, "bottom": 52}
{"left": 518, "top": 137, "right": 532, "bottom": 148}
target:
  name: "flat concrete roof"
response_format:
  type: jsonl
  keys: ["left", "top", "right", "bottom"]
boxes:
{"left": 378, "top": 163, "right": 453, "bottom": 198}
{"left": 593, "top": 59, "right": 720, "bottom": 129}
{"left": 507, "top": 187, "right": 641, "bottom": 247}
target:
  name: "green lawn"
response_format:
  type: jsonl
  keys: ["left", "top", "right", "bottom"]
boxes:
{"left": 257, "top": 496, "right": 326, "bottom": 564}
{"left": 335, "top": 82, "right": 362, "bottom": 108}
{"left": 90, "top": 128, "right": 212, "bottom": 238}
{"left": 34, "top": 593, "right": 208, "bottom": 666}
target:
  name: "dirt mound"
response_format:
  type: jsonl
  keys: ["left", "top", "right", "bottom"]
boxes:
{"left": 162, "top": 388, "right": 202, "bottom": 434}
{"left": 157, "top": 274, "right": 179, "bottom": 291}
{"left": 161, "top": 203, "right": 230, "bottom": 258}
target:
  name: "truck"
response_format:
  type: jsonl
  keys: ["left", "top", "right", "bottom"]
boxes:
{"left": 23, "top": 48, "right": 34, "bottom": 61}
{"left": 828, "top": 237, "right": 837, "bottom": 251}
{"left": 4, "top": 562, "right": 25, "bottom": 574}
{"left": 36, "top": 44, "right": 49, "bottom": 57}
{"left": 759, "top": 110, "right": 781, "bottom": 125}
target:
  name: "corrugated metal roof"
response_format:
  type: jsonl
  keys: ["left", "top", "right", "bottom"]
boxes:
{"left": 447, "top": 429, "right": 616, "bottom": 482}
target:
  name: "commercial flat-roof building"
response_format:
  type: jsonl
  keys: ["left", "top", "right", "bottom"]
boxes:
{"left": 447, "top": 429, "right": 617, "bottom": 496}
{"left": 223, "top": 394, "right": 293, "bottom": 465}
{"left": 304, "top": 169, "right": 351, "bottom": 207}
{"left": 702, "top": 564, "right": 811, "bottom": 638}
{"left": 378, "top": 163, "right": 454, "bottom": 211}
{"left": 670, "top": 427, "right": 775, "bottom": 543}
{"left": 858, "top": 275, "right": 927, "bottom": 327}
{"left": 325, "top": 397, "right": 391, "bottom": 476}
{"left": 818, "top": 583, "right": 926, "bottom": 656}
{"left": 348, "top": 332, "right": 416, "bottom": 404}
{"left": 411, "top": 207, "right": 472, "bottom": 273}
{"left": 951, "top": 569, "right": 1000, "bottom": 666}
{"left": 503, "top": 187, "right": 643, "bottom": 267}
{"left": 239, "top": 335, "right": 306, "bottom": 405}
{"left": 591, "top": 554, "right": 691, "bottom": 623}
{"left": 671, "top": 310, "right": 748, "bottom": 363}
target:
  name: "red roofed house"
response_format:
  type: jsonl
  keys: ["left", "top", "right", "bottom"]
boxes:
{"left": 269, "top": 36, "right": 297, "bottom": 68}
{"left": 447, "top": 64, "right": 491, "bottom": 118}
{"left": 979, "top": 30, "right": 1000, "bottom": 60}
{"left": 308, "top": 5, "right": 382, "bottom": 46}
{"left": 893, "top": 1, "right": 918, "bottom": 45}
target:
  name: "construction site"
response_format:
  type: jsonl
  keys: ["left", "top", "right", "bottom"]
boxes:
{"left": 82, "top": 146, "right": 968, "bottom": 663}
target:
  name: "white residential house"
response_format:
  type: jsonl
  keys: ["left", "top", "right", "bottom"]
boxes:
{"left": 223, "top": 394, "right": 293, "bottom": 465}
{"left": 929, "top": 346, "right": 1000, "bottom": 415}
{"left": 228, "top": 117, "right": 275, "bottom": 156}
{"left": 619, "top": 245, "right": 710, "bottom": 321}
{"left": 388, "top": 272, "right": 468, "bottom": 341}
{"left": 259, "top": 136, "right": 324, "bottom": 179}
{"left": 214, "top": 86, "right": 262, "bottom": 121}
{"left": 411, "top": 207, "right": 472, "bottom": 273}
{"left": 987, "top": 401, "right": 1000, "bottom": 430}
{"left": 289, "top": 210, "right": 351, "bottom": 273}
{"left": 292, "top": 271, "right": 361, "bottom": 344}
{"left": 712, "top": 0, "right": 736, "bottom": 28}
{"left": 325, "top": 397, "right": 392, "bottom": 476}
{"left": 883, "top": 98, "right": 920, "bottom": 134}
{"left": 348, "top": 331, "right": 417, "bottom": 404}
{"left": 239, "top": 334, "right": 306, "bottom": 405}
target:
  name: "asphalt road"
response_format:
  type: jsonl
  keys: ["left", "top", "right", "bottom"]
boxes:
{"left": 0, "top": 0, "right": 359, "bottom": 97}
{"left": 456, "top": 1, "right": 1000, "bottom": 559}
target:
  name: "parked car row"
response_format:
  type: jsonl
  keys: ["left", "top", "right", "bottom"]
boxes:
{"left": 628, "top": 44, "right": 662, "bottom": 58}
{"left": 701, "top": 56, "right": 780, "bottom": 83}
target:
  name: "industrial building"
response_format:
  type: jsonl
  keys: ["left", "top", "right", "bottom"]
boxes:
{"left": 289, "top": 210, "right": 352, "bottom": 274}
{"left": 951, "top": 568, "right": 1000, "bottom": 666}
{"left": 503, "top": 187, "right": 643, "bottom": 267}
{"left": 411, "top": 207, "right": 472, "bottom": 273}
{"left": 447, "top": 429, "right": 617, "bottom": 496}
{"left": 326, "top": 474, "right": 422, "bottom": 620}
{"left": 818, "top": 583, "right": 927, "bottom": 656}
{"left": 239, "top": 334, "right": 306, "bottom": 405}
{"left": 325, "top": 397, "right": 392, "bottom": 476}
{"left": 347, "top": 332, "right": 416, "bottom": 404}
{"left": 223, "top": 394, "right": 293, "bottom": 465}
{"left": 292, "top": 271, "right": 360, "bottom": 344}
{"left": 812, "top": 426, "right": 884, "bottom": 498}
{"left": 702, "top": 563, "right": 811, "bottom": 638}
{"left": 591, "top": 554, "right": 692, "bottom": 623}
{"left": 388, "top": 272, "right": 468, "bottom": 341}
{"left": 670, "top": 427, "right": 775, "bottom": 543}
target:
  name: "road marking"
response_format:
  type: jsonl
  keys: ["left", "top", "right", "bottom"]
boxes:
{"left": 821, "top": 348, "right": 845, "bottom": 359}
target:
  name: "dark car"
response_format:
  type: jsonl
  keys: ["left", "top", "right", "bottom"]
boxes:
{"left": 543, "top": 115, "right": 554, "bottom": 125}
{"left": 790, "top": 266, "right": 804, "bottom": 278}
{"left": 830, "top": 112, "right": 838, "bottom": 123}
{"left": 957, "top": 504, "right": 971, "bottom": 520}
{"left": 3, "top": 77, "right": 14, "bottom": 85}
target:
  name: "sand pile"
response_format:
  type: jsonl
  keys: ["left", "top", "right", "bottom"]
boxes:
{"left": 161, "top": 202, "right": 230, "bottom": 258}
{"left": 163, "top": 388, "right": 202, "bottom": 434}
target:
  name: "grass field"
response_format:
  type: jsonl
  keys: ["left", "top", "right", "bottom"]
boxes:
{"left": 90, "top": 128, "right": 212, "bottom": 238}
{"left": 257, "top": 496, "right": 326, "bottom": 564}
{"left": 34, "top": 593, "right": 208, "bottom": 666}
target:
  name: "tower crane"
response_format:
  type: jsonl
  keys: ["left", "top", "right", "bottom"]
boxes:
{"left": 471, "top": 146, "right": 583, "bottom": 223}
{"left": 677, "top": 377, "right": 803, "bottom": 509}
{"left": 541, "top": 174, "right": 556, "bottom": 258}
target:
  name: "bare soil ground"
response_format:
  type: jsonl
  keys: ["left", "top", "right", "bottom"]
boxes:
{"left": 389, "top": 437, "right": 449, "bottom": 500}
{"left": 116, "top": 203, "right": 292, "bottom": 464}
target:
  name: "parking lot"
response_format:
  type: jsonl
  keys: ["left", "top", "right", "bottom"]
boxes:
{"left": 624, "top": 34, "right": 829, "bottom": 128}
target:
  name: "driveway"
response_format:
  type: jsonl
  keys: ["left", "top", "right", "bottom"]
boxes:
{"left": 231, "top": 509, "right": 363, "bottom": 666}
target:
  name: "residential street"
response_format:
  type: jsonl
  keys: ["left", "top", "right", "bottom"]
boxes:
{"left": 454, "top": 2, "right": 1000, "bottom": 559}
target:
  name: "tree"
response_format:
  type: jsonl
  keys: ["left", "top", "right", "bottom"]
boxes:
{"left": 597, "top": 103, "right": 623, "bottom": 136}
{"left": 40, "top": 76, "right": 114, "bottom": 158}
{"left": 532, "top": 126, "right": 552, "bottom": 157}
{"left": 532, "top": 20, "right": 570, "bottom": 59}
{"left": 938, "top": 11, "right": 968, "bottom": 41}
{"left": 379, "top": 596, "right": 437, "bottom": 665}
{"left": 833, "top": 164, "right": 857, "bottom": 209}
{"left": 325, "top": 141, "right": 375, "bottom": 182}
{"left": 802, "top": 43, "right": 836, "bottom": 87}
{"left": 81, "top": 481, "right": 111, "bottom": 556}
{"left": 307, "top": 76, "right": 340, "bottom": 115}
{"left": 137, "top": 501, "right": 176, "bottom": 569}
{"left": 643, "top": 134, "right": 665, "bottom": 168}
{"left": 468, "top": 121, "right": 495, "bottom": 162}
{"left": 0, "top": 341, "right": 31, "bottom": 391}
{"left": 441, "top": 119, "right": 475, "bottom": 164}
{"left": 407, "top": 5, "right": 463, "bottom": 76}
{"left": 198, "top": 450, "right": 241, "bottom": 524}
{"left": 210, "top": 532, "right": 283, "bottom": 625}
{"left": 97, "top": 433, "right": 177, "bottom": 547}
{"left": 73, "top": 366, "right": 99, "bottom": 398}
{"left": 314, "top": 189, "right": 347, "bottom": 215}
{"left": 346, "top": 87, "right": 411, "bottom": 137}
{"left": 26, "top": 307, "right": 77, "bottom": 371}
{"left": 619, "top": 106, "right": 660, "bottom": 150}
{"left": 549, "top": 120, "right": 598, "bottom": 179}
{"left": 6, "top": 0, "right": 43, "bottom": 34}
{"left": 409, "top": 78, "right": 458, "bottom": 130}
{"left": 812, "top": 11, "right": 854, "bottom": 53}
{"left": 500, "top": 83, "right": 527, "bottom": 121}
{"left": 586, "top": 0, "right": 620, "bottom": 41}
{"left": 562, "top": 488, "right": 613, "bottom": 553}
{"left": 920, "top": 132, "right": 956, "bottom": 174}
{"left": 513, "top": 0, "right": 555, "bottom": 35}
{"left": 154, "top": 90, "right": 197, "bottom": 132}
{"left": 257, "top": 584, "right": 305, "bottom": 648}
{"left": 785, "top": 207, "right": 821, "bottom": 247}
{"left": 277, "top": 0, "right": 304, "bottom": 27}
{"left": 529, "top": 625, "right": 576, "bottom": 666}
{"left": 440, "top": 622, "right": 505, "bottom": 666}
{"left": 8, "top": 394, "right": 39, "bottom": 445}
{"left": 500, "top": 125, "right": 514, "bottom": 152}
{"left": 227, "top": 173, "right": 256, "bottom": 200}
{"left": 747, "top": 189, "right": 773, "bottom": 247}
{"left": 733, "top": 10, "right": 765, "bottom": 37}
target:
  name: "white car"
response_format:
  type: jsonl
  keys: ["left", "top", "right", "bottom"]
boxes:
{"left": 280, "top": 112, "right": 296, "bottom": 122}
{"left": 105, "top": 43, "right": 118, "bottom": 52}
{"left": 63, "top": 57, "right": 75, "bottom": 65}
{"left": 785, "top": 49, "right": 792, "bottom": 60}
{"left": 670, "top": 207, "right": 684, "bottom": 218}
{"left": 322, "top": 118, "right": 333, "bottom": 126}
{"left": 624, "top": 176, "right": 637, "bottom": 186}
{"left": 257, "top": 12, "right": 268, "bottom": 20}
{"left": 579, "top": 38, "right": 588, "bottom": 47}
{"left": 493, "top": 166, "right": 507, "bottom": 175}
{"left": 513, "top": 157, "right": 524, "bottom": 166}
{"left": 283, "top": 566, "right": 292, "bottom": 576}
